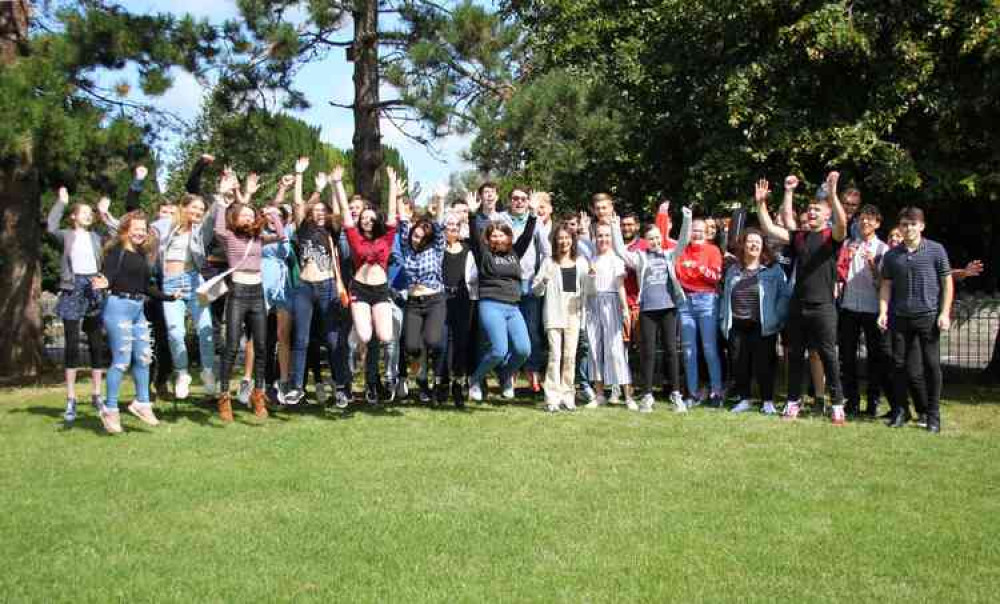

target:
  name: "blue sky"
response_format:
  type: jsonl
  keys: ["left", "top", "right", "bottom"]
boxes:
{"left": 112, "top": 0, "right": 474, "bottom": 198}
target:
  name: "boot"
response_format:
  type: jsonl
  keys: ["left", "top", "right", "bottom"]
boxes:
{"left": 218, "top": 393, "right": 234, "bottom": 423}
{"left": 250, "top": 388, "right": 269, "bottom": 419}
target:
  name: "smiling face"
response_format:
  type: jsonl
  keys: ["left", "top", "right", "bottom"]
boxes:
{"left": 888, "top": 227, "right": 903, "bottom": 248}
{"left": 621, "top": 216, "right": 639, "bottom": 241}
{"left": 842, "top": 191, "right": 861, "bottom": 218}
{"left": 805, "top": 201, "right": 831, "bottom": 230}
{"left": 410, "top": 224, "right": 427, "bottom": 249}
{"left": 183, "top": 198, "right": 206, "bottom": 225}
{"left": 595, "top": 224, "right": 613, "bottom": 254}
{"left": 744, "top": 232, "right": 763, "bottom": 263}
{"left": 487, "top": 224, "right": 512, "bottom": 252}
{"left": 704, "top": 218, "right": 718, "bottom": 241}
{"left": 555, "top": 228, "right": 574, "bottom": 259}
{"left": 348, "top": 198, "right": 366, "bottom": 222}
{"left": 309, "top": 202, "right": 328, "bottom": 227}
{"left": 71, "top": 204, "right": 94, "bottom": 229}
{"left": 593, "top": 199, "right": 614, "bottom": 224}
{"left": 509, "top": 189, "right": 529, "bottom": 216}
{"left": 898, "top": 218, "right": 925, "bottom": 246}
{"left": 451, "top": 202, "right": 469, "bottom": 223}
{"left": 536, "top": 198, "right": 553, "bottom": 222}
{"left": 360, "top": 209, "right": 377, "bottom": 234}
{"left": 158, "top": 204, "right": 177, "bottom": 222}
{"left": 444, "top": 214, "right": 462, "bottom": 243}
{"left": 128, "top": 219, "right": 148, "bottom": 248}
{"left": 236, "top": 206, "right": 256, "bottom": 228}
{"left": 691, "top": 219, "right": 706, "bottom": 244}
{"left": 858, "top": 211, "right": 880, "bottom": 238}
{"left": 644, "top": 226, "right": 662, "bottom": 252}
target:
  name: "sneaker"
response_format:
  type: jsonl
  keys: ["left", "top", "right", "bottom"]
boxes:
{"left": 579, "top": 384, "right": 596, "bottom": 404}
{"left": 560, "top": 398, "right": 577, "bottom": 412}
{"left": 315, "top": 381, "right": 332, "bottom": 405}
{"left": 63, "top": 398, "right": 77, "bottom": 424}
{"left": 708, "top": 393, "right": 725, "bottom": 409}
{"left": 127, "top": 401, "right": 160, "bottom": 426}
{"left": 201, "top": 369, "right": 217, "bottom": 396}
{"left": 638, "top": 393, "right": 654, "bottom": 414}
{"left": 730, "top": 400, "right": 753, "bottom": 414}
{"left": 584, "top": 395, "right": 607, "bottom": 409}
{"left": 685, "top": 397, "right": 701, "bottom": 409}
{"left": 916, "top": 413, "right": 929, "bottom": 428}
{"left": 609, "top": 385, "right": 621, "bottom": 404}
{"left": 175, "top": 372, "right": 193, "bottom": 400}
{"left": 545, "top": 403, "right": 560, "bottom": 413}
{"left": 417, "top": 379, "right": 432, "bottom": 404}
{"left": 783, "top": 400, "right": 801, "bottom": 421}
{"left": 761, "top": 401, "right": 778, "bottom": 415}
{"left": 335, "top": 389, "right": 351, "bottom": 409}
{"left": 670, "top": 391, "right": 687, "bottom": 413}
{"left": 501, "top": 375, "right": 515, "bottom": 400}
{"left": 100, "top": 407, "right": 123, "bottom": 434}
{"left": 274, "top": 382, "right": 287, "bottom": 405}
{"left": 468, "top": 382, "right": 484, "bottom": 402}
{"left": 283, "top": 388, "right": 304, "bottom": 406}
{"left": 237, "top": 378, "right": 252, "bottom": 406}
{"left": 831, "top": 404, "right": 846, "bottom": 426}
{"left": 90, "top": 394, "right": 103, "bottom": 411}
{"left": 451, "top": 380, "right": 466, "bottom": 407}
{"left": 395, "top": 378, "right": 409, "bottom": 401}
{"left": 625, "top": 398, "right": 639, "bottom": 412}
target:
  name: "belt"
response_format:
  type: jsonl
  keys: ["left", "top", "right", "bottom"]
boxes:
{"left": 111, "top": 291, "right": 148, "bottom": 301}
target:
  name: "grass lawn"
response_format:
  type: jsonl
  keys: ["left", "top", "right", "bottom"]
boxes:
{"left": 1, "top": 380, "right": 999, "bottom": 603}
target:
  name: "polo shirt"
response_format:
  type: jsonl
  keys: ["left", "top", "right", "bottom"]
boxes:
{"left": 881, "top": 238, "right": 951, "bottom": 317}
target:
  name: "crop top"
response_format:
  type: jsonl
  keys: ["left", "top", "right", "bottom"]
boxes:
{"left": 345, "top": 224, "right": 397, "bottom": 271}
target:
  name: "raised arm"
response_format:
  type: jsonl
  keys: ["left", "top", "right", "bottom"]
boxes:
{"left": 826, "top": 171, "right": 847, "bottom": 242}
{"left": 672, "top": 206, "right": 694, "bottom": 258}
{"left": 780, "top": 175, "right": 798, "bottom": 230}
{"left": 513, "top": 215, "right": 537, "bottom": 258}
{"left": 329, "top": 165, "right": 346, "bottom": 221}
{"left": 273, "top": 174, "right": 293, "bottom": 206}
{"left": 47, "top": 187, "right": 69, "bottom": 241}
{"left": 610, "top": 215, "right": 641, "bottom": 269}
{"left": 213, "top": 196, "right": 233, "bottom": 241}
{"left": 655, "top": 200, "right": 673, "bottom": 246}
{"left": 238, "top": 172, "right": 260, "bottom": 206}
{"left": 755, "top": 179, "right": 790, "bottom": 244}
{"left": 125, "top": 165, "right": 147, "bottom": 212}
{"left": 386, "top": 166, "right": 402, "bottom": 228}
{"left": 293, "top": 156, "right": 309, "bottom": 226}
{"left": 185, "top": 154, "right": 214, "bottom": 195}
{"left": 260, "top": 207, "right": 286, "bottom": 245}
{"left": 96, "top": 196, "right": 120, "bottom": 234}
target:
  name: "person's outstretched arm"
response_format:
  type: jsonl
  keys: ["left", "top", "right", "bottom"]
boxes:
{"left": 755, "top": 179, "right": 790, "bottom": 244}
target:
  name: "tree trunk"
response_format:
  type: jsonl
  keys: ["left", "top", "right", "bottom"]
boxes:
{"left": 0, "top": 1, "right": 43, "bottom": 378}
{"left": 351, "top": 0, "right": 383, "bottom": 207}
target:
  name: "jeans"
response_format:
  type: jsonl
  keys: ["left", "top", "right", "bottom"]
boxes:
{"left": 291, "top": 280, "right": 341, "bottom": 390}
{"left": 891, "top": 313, "right": 942, "bottom": 421}
{"left": 638, "top": 308, "right": 680, "bottom": 395}
{"left": 519, "top": 291, "right": 545, "bottom": 373}
{"left": 103, "top": 295, "right": 153, "bottom": 409}
{"left": 470, "top": 299, "right": 531, "bottom": 386}
{"left": 162, "top": 270, "right": 214, "bottom": 374}
{"left": 220, "top": 283, "right": 267, "bottom": 392}
{"left": 728, "top": 319, "right": 777, "bottom": 402}
{"left": 679, "top": 292, "right": 723, "bottom": 396}
{"left": 786, "top": 301, "right": 843, "bottom": 404}
{"left": 838, "top": 308, "right": 893, "bottom": 412}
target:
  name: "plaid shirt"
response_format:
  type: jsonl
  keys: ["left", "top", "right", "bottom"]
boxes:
{"left": 399, "top": 220, "right": 446, "bottom": 291}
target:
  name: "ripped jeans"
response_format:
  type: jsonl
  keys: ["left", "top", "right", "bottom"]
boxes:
{"left": 103, "top": 295, "right": 153, "bottom": 409}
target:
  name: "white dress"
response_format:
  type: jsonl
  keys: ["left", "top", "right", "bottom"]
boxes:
{"left": 586, "top": 253, "right": 631, "bottom": 385}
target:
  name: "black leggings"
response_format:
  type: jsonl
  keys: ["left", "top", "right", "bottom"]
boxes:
{"left": 728, "top": 319, "right": 777, "bottom": 401}
{"left": 404, "top": 293, "right": 447, "bottom": 365}
{"left": 220, "top": 283, "right": 267, "bottom": 392}
{"left": 638, "top": 308, "right": 680, "bottom": 395}
{"left": 786, "top": 301, "right": 843, "bottom": 404}
{"left": 437, "top": 294, "right": 474, "bottom": 381}
{"left": 144, "top": 298, "right": 173, "bottom": 385}
{"left": 63, "top": 316, "right": 108, "bottom": 370}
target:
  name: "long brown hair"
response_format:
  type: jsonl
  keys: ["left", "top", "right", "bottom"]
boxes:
{"left": 735, "top": 227, "right": 774, "bottom": 268}
{"left": 483, "top": 221, "right": 514, "bottom": 254}
{"left": 173, "top": 194, "right": 205, "bottom": 232}
{"left": 409, "top": 217, "right": 437, "bottom": 254}
{"left": 226, "top": 203, "right": 266, "bottom": 238}
{"left": 550, "top": 221, "right": 578, "bottom": 262}
{"left": 106, "top": 210, "right": 157, "bottom": 262}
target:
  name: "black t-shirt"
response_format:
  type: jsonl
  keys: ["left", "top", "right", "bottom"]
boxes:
{"left": 443, "top": 246, "right": 469, "bottom": 290}
{"left": 788, "top": 228, "right": 840, "bottom": 305}
{"left": 561, "top": 266, "right": 577, "bottom": 293}
{"left": 295, "top": 223, "right": 336, "bottom": 272}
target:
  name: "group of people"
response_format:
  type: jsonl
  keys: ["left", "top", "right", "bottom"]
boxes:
{"left": 49, "top": 155, "right": 979, "bottom": 435}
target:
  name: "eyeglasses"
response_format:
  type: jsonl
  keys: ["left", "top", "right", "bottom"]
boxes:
{"left": 511, "top": 195, "right": 528, "bottom": 201}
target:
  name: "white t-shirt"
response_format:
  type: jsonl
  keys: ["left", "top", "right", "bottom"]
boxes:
{"left": 70, "top": 229, "right": 98, "bottom": 275}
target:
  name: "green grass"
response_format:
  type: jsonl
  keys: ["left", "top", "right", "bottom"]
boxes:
{"left": 2, "top": 382, "right": 999, "bottom": 603}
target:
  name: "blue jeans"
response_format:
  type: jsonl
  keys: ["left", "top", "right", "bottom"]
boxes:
{"left": 470, "top": 299, "right": 531, "bottom": 386}
{"left": 162, "top": 270, "right": 214, "bottom": 373}
{"left": 291, "top": 280, "right": 341, "bottom": 389}
{"left": 679, "top": 292, "right": 723, "bottom": 396}
{"left": 103, "top": 296, "right": 152, "bottom": 409}
{"left": 519, "top": 291, "right": 545, "bottom": 373}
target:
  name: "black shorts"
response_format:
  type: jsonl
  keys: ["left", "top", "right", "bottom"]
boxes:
{"left": 350, "top": 281, "right": 392, "bottom": 306}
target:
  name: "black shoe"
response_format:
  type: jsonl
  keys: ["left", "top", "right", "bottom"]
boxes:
{"left": 416, "top": 379, "right": 432, "bottom": 404}
{"left": 887, "top": 408, "right": 910, "bottom": 428}
{"left": 434, "top": 380, "right": 449, "bottom": 405}
{"left": 365, "top": 382, "right": 379, "bottom": 406}
{"left": 452, "top": 380, "right": 466, "bottom": 408}
{"left": 927, "top": 417, "right": 941, "bottom": 433}
{"left": 916, "top": 413, "right": 928, "bottom": 428}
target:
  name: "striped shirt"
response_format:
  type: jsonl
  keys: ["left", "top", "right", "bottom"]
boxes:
{"left": 881, "top": 238, "right": 951, "bottom": 317}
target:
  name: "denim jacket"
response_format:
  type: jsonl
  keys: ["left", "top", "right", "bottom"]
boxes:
{"left": 719, "top": 263, "right": 791, "bottom": 339}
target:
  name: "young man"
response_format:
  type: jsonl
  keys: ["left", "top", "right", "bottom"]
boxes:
{"left": 620, "top": 211, "right": 648, "bottom": 349}
{"left": 837, "top": 204, "right": 892, "bottom": 417}
{"left": 757, "top": 172, "right": 849, "bottom": 424}
{"left": 877, "top": 207, "right": 953, "bottom": 433}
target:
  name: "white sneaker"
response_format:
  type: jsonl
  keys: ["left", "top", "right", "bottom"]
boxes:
{"left": 545, "top": 403, "right": 560, "bottom": 413}
{"left": 670, "top": 391, "right": 688, "bottom": 413}
{"left": 127, "top": 401, "right": 160, "bottom": 426}
{"left": 501, "top": 376, "right": 515, "bottom": 399}
{"left": 584, "top": 395, "right": 607, "bottom": 409}
{"left": 316, "top": 381, "right": 332, "bottom": 405}
{"left": 200, "top": 369, "right": 217, "bottom": 396}
{"left": 468, "top": 383, "right": 483, "bottom": 402}
{"left": 638, "top": 393, "right": 654, "bottom": 413}
{"left": 625, "top": 398, "right": 639, "bottom": 411}
{"left": 730, "top": 400, "right": 753, "bottom": 414}
{"left": 237, "top": 378, "right": 252, "bottom": 406}
{"left": 175, "top": 372, "right": 192, "bottom": 400}
{"left": 762, "top": 401, "right": 778, "bottom": 415}
{"left": 609, "top": 385, "right": 621, "bottom": 404}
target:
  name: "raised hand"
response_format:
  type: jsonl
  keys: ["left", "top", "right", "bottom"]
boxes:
{"left": 330, "top": 165, "right": 344, "bottom": 182}
{"left": 134, "top": 165, "right": 148, "bottom": 181}
{"left": 295, "top": 156, "right": 310, "bottom": 174}
{"left": 657, "top": 199, "right": 670, "bottom": 214}
{"left": 578, "top": 211, "right": 591, "bottom": 234}
{"left": 784, "top": 175, "right": 799, "bottom": 192}
{"left": 529, "top": 191, "right": 543, "bottom": 213}
{"left": 826, "top": 171, "right": 840, "bottom": 191}
{"left": 200, "top": 154, "right": 215, "bottom": 164}
{"left": 314, "top": 172, "right": 329, "bottom": 193}
{"left": 57, "top": 186, "right": 69, "bottom": 205}
{"left": 245, "top": 172, "right": 260, "bottom": 197}
{"left": 754, "top": 179, "right": 771, "bottom": 205}
{"left": 681, "top": 206, "right": 693, "bottom": 220}
{"left": 465, "top": 191, "right": 480, "bottom": 214}
{"left": 280, "top": 174, "right": 295, "bottom": 188}
{"left": 97, "top": 197, "right": 110, "bottom": 215}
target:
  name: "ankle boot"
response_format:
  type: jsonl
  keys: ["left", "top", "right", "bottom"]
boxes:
{"left": 250, "top": 389, "right": 269, "bottom": 419}
{"left": 218, "top": 393, "right": 234, "bottom": 422}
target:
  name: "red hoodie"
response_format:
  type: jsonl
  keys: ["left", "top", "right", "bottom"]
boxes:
{"left": 676, "top": 242, "right": 722, "bottom": 293}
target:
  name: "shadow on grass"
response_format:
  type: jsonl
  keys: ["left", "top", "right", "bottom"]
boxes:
{"left": 9, "top": 405, "right": 157, "bottom": 436}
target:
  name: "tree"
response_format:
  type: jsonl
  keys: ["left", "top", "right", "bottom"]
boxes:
{"left": 216, "top": 0, "right": 520, "bottom": 206}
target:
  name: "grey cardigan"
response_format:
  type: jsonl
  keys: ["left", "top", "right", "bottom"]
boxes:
{"left": 610, "top": 209, "right": 692, "bottom": 307}
{"left": 47, "top": 200, "right": 103, "bottom": 290}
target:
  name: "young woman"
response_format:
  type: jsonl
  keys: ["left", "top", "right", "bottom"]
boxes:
{"left": 465, "top": 194, "right": 538, "bottom": 402}
{"left": 612, "top": 204, "right": 692, "bottom": 412}
{"left": 153, "top": 192, "right": 215, "bottom": 400}
{"left": 339, "top": 167, "right": 401, "bottom": 404}
{"left": 47, "top": 187, "right": 109, "bottom": 424}
{"left": 398, "top": 192, "right": 448, "bottom": 403}
{"left": 96, "top": 211, "right": 179, "bottom": 433}
{"left": 284, "top": 159, "right": 348, "bottom": 406}
{"left": 719, "top": 228, "right": 791, "bottom": 415}
{"left": 675, "top": 217, "right": 725, "bottom": 406}
{"left": 532, "top": 221, "right": 589, "bottom": 412}
{"left": 436, "top": 209, "right": 478, "bottom": 407}
{"left": 583, "top": 223, "right": 634, "bottom": 409}
{"left": 213, "top": 188, "right": 286, "bottom": 421}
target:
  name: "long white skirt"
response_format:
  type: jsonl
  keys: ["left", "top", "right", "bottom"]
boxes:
{"left": 586, "top": 293, "right": 631, "bottom": 385}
